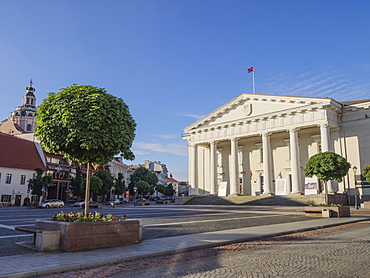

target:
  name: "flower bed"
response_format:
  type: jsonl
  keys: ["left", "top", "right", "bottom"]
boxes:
{"left": 35, "top": 212, "right": 141, "bottom": 252}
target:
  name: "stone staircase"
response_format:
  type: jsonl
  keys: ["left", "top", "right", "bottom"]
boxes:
{"left": 182, "top": 194, "right": 348, "bottom": 206}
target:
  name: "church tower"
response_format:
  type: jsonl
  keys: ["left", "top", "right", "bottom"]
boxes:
{"left": 8, "top": 80, "right": 38, "bottom": 132}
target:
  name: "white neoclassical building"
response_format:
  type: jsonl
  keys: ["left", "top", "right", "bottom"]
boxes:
{"left": 183, "top": 93, "right": 370, "bottom": 201}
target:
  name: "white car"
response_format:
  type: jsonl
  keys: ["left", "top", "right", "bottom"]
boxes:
{"left": 38, "top": 199, "right": 64, "bottom": 208}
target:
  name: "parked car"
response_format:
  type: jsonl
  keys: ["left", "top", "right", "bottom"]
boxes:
{"left": 118, "top": 197, "right": 128, "bottom": 204}
{"left": 73, "top": 200, "right": 91, "bottom": 207}
{"left": 106, "top": 199, "right": 120, "bottom": 207}
{"left": 38, "top": 199, "right": 64, "bottom": 208}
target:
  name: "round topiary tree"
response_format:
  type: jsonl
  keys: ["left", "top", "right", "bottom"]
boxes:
{"left": 304, "top": 151, "right": 351, "bottom": 205}
{"left": 35, "top": 84, "right": 136, "bottom": 215}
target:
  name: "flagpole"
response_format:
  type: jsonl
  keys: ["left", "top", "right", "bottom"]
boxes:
{"left": 252, "top": 70, "right": 256, "bottom": 94}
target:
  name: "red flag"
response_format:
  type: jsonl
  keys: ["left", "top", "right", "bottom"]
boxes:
{"left": 248, "top": 67, "right": 254, "bottom": 73}
{"left": 249, "top": 170, "right": 253, "bottom": 180}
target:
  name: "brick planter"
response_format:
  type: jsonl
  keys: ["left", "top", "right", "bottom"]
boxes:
{"left": 304, "top": 206, "right": 351, "bottom": 218}
{"left": 35, "top": 219, "right": 141, "bottom": 252}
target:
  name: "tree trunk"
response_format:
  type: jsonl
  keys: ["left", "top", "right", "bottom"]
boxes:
{"left": 325, "top": 180, "right": 329, "bottom": 205}
{"left": 84, "top": 163, "right": 91, "bottom": 216}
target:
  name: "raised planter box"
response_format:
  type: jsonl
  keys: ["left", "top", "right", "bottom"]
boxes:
{"left": 304, "top": 206, "right": 351, "bottom": 218}
{"left": 35, "top": 219, "right": 141, "bottom": 252}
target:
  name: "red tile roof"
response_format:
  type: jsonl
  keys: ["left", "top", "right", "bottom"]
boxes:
{"left": 0, "top": 133, "right": 46, "bottom": 171}
{"left": 167, "top": 177, "right": 178, "bottom": 182}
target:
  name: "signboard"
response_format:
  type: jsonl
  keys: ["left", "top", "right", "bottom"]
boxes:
{"left": 304, "top": 177, "right": 319, "bottom": 195}
{"left": 218, "top": 182, "right": 227, "bottom": 196}
{"left": 275, "top": 179, "right": 287, "bottom": 195}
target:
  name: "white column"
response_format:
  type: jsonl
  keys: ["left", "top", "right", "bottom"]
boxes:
{"left": 262, "top": 132, "right": 273, "bottom": 195}
{"left": 188, "top": 143, "right": 198, "bottom": 195}
{"left": 320, "top": 123, "right": 331, "bottom": 152}
{"left": 230, "top": 137, "right": 239, "bottom": 195}
{"left": 319, "top": 123, "right": 336, "bottom": 193}
{"left": 210, "top": 141, "right": 217, "bottom": 195}
{"left": 289, "top": 128, "right": 302, "bottom": 194}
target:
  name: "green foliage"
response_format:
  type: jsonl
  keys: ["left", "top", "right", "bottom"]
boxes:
{"left": 93, "top": 170, "right": 114, "bottom": 198}
{"left": 364, "top": 164, "right": 370, "bottom": 183}
{"left": 81, "top": 176, "right": 102, "bottom": 194}
{"left": 304, "top": 152, "right": 351, "bottom": 182}
{"left": 135, "top": 181, "right": 151, "bottom": 196}
{"left": 52, "top": 211, "right": 126, "bottom": 222}
{"left": 70, "top": 166, "right": 83, "bottom": 198}
{"left": 35, "top": 84, "right": 136, "bottom": 165}
{"left": 155, "top": 184, "right": 166, "bottom": 194}
{"left": 129, "top": 166, "right": 158, "bottom": 194}
{"left": 114, "top": 172, "right": 126, "bottom": 197}
{"left": 27, "top": 167, "right": 53, "bottom": 197}
{"left": 165, "top": 183, "right": 176, "bottom": 196}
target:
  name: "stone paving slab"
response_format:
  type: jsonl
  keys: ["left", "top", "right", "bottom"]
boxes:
{"left": 0, "top": 216, "right": 367, "bottom": 278}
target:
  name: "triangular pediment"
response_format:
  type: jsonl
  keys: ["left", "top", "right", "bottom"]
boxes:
{"left": 184, "top": 93, "right": 335, "bottom": 132}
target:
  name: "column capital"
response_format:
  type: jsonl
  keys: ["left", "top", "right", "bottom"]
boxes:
{"left": 288, "top": 126, "right": 300, "bottom": 133}
{"left": 261, "top": 131, "right": 271, "bottom": 137}
{"left": 188, "top": 142, "right": 197, "bottom": 148}
{"left": 229, "top": 137, "right": 239, "bottom": 143}
{"left": 319, "top": 123, "right": 329, "bottom": 128}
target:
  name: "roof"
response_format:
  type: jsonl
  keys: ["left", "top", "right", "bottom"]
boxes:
{"left": 167, "top": 177, "right": 178, "bottom": 182}
{"left": 0, "top": 133, "right": 46, "bottom": 171}
{"left": 339, "top": 99, "right": 370, "bottom": 106}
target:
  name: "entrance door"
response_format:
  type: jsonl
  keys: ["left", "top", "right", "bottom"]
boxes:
{"left": 15, "top": 195, "right": 21, "bottom": 206}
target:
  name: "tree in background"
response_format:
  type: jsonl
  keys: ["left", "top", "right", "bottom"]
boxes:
{"left": 81, "top": 176, "right": 103, "bottom": 196}
{"left": 364, "top": 164, "right": 370, "bottom": 183}
{"left": 70, "top": 166, "right": 84, "bottom": 199}
{"left": 129, "top": 166, "right": 158, "bottom": 195}
{"left": 35, "top": 84, "right": 136, "bottom": 215}
{"left": 114, "top": 172, "right": 126, "bottom": 198}
{"left": 305, "top": 152, "right": 351, "bottom": 204}
{"left": 27, "top": 167, "right": 53, "bottom": 202}
{"left": 165, "top": 183, "right": 176, "bottom": 196}
{"left": 135, "top": 181, "right": 151, "bottom": 197}
{"left": 155, "top": 184, "right": 166, "bottom": 195}
{"left": 93, "top": 169, "right": 114, "bottom": 202}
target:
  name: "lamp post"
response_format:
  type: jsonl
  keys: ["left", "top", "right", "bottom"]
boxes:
{"left": 353, "top": 166, "right": 358, "bottom": 210}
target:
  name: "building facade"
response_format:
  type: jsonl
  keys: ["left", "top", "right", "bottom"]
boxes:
{"left": 183, "top": 93, "right": 370, "bottom": 202}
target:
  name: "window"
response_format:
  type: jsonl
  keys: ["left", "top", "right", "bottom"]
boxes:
{"left": 20, "top": 175, "right": 26, "bottom": 185}
{"left": 5, "top": 174, "right": 12, "bottom": 184}
{"left": 1, "top": 195, "right": 11, "bottom": 202}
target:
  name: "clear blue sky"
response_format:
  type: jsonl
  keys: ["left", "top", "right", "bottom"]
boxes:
{"left": 1, "top": 1, "right": 370, "bottom": 181}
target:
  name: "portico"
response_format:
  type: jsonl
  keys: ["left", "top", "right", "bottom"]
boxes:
{"left": 183, "top": 93, "right": 347, "bottom": 197}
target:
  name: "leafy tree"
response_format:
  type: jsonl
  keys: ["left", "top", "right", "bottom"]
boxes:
{"left": 135, "top": 181, "right": 151, "bottom": 196}
{"left": 148, "top": 185, "right": 155, "bottom": 196}
{"left": 165, "top": 184, "right": 176, "bottom": 196}
{"left": 93, "top": 169, "right": 114, "bottom": 202}
{"left": 70, "top": 166, "right": 83, "bottom": 198}
{"left": 155, "top": 184, "right": 166, "bottom": 194}
{"left": 114, "top": 172, "right": 126, "bottom": 197}
{"left": 81, "top": 176, "right": 103, "bottom": 195}
{"left": 27, "top": 167, "right": 53, "bottom": 201}
{"left": 129, "top": 166, "right": 158, "bottom": 195}
{"left": 364, "top": 164, "right": 370, "bottom": 183}
{"left": 304, "top": 152, "right": 351, "bottom": 204}
{"left": 35, "top": 84, "right": 136, "bottom": 214}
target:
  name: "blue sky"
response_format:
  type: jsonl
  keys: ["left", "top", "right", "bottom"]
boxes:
{"left": 1, "top": 1, "right": 370, "bottom": 181}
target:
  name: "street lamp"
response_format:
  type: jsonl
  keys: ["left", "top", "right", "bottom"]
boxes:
{"left": 353, "top": 166, "right": 358, "bottom": 210}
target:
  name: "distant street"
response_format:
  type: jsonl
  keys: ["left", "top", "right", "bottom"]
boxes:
{"left": 0, "top": 205, "right": 310, "bottom": 257}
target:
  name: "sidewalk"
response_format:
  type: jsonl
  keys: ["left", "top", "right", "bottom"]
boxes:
{"left": 0, "top": 214, "right": 367, "bottom": 278}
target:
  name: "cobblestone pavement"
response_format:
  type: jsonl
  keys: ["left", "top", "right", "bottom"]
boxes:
{"left": 39, "top": 221, "right": 370, "bottom": 278}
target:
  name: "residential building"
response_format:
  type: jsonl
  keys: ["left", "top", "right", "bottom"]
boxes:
{"left": 0, "top": 133, "right": 46, "bottom": 206}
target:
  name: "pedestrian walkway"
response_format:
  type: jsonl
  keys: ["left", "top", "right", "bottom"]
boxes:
{"left": 0, "top": 215, "right": 367, "bottom": 278}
